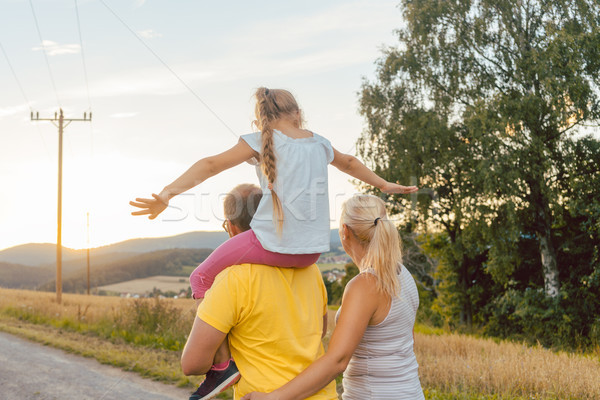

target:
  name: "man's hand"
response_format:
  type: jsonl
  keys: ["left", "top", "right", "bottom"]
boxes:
{"left": 381, "top": 181, "right": 419, "bottom": 194}
{"left": 129, "top": 192, "right": 169, "bottom": 220}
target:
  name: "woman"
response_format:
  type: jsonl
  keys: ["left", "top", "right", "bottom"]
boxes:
{"left": 242, "top": 194, "right": 424, "bottom": 400}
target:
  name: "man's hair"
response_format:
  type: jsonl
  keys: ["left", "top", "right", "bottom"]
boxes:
{"left": 224, "top": 184, "right": 263, "bottom": 231}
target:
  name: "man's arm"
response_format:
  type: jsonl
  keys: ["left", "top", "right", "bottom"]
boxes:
{"left": 242, "top": 274, "right": 380, "bottom": 400}
{"left": 181, "top": 316, "right": 227, "bottom": 376}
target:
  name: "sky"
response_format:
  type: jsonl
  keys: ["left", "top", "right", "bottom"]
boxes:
{"left": 0, "top": 0, "right": 405, "bottom": 250}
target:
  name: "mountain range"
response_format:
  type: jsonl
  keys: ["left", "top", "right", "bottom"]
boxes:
{"left": 0, "top": 230, "right": 344, "bottom": 291}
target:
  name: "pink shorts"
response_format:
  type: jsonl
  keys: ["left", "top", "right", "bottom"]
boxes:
{"left": 189, "top": 229, "right": 320, "bottom": 299}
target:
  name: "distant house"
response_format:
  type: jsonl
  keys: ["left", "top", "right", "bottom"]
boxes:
{"left": 323, "top": 268, "right": 346, "bottom": 283}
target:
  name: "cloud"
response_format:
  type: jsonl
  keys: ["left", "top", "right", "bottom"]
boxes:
{"left": 225, "top": 1, "right": 402, "bottom": 57}
{"left": 32, "top": 40, "right": 80, "bottom": 56}
{"left": 62, "top": 0, "right": 401, "bottom": 100}
{"left": 74, "top": 68, "right": 213, "bottom": 99}
{"left": 138, "top": 29, "right": 162, "bottom": 39}
{"left": 110, "top": 112, "right": 139, "bottom": 118}
{"left": 0, "top": 104, "right": 30, "bottom": 119}
{"left": 133, "top": 0, "right": 147, "bottom": 8}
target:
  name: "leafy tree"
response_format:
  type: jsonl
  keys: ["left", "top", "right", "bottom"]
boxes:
{"left": 359, "top": 0, "right": 600, "bottom": 303}
{"left": 341, "top": 263, "right": 360, "bottom": 288}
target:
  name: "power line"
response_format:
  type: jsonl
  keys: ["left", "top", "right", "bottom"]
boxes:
{"left": 74, "top": 0, "right": 92, "bottom": 110}
{"left": 0, "top": 42, "right": 32, "bottom": 109}
{"left": 28, "top": 0, "right": 62, "bottom": 107}
{"left": 98, "top": 0, "right": 238, "bottom": 138}
{"left": 73, "top": 0, "right": 96, "bottom": 227}
{"left": 0, "top": 40, "right": 52, "bottom": 159}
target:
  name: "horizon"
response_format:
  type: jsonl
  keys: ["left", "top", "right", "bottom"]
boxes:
{"left": 0, "top": 226, "right": 345, "bottom": 252}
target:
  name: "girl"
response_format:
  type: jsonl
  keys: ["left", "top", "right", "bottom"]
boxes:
{"left": 242, "top": 194, "right": 425, "bottom": 400}
{"left": 131, "top": 88, "right": 417, "bottom": 399}
{"left": 131, "top": 87, "right": 417, "bottom": 300}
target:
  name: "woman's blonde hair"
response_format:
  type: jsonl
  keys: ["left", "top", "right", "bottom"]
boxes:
{"left": 253, "top": 87, "right": 303, "bottom": 234}
{"left": 341, "top": 194, "right": 402, "bottom": 297}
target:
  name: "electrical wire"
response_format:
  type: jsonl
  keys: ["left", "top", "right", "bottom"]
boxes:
{"left": 74, "top": 0, "right": 96, "bottom": 230}
{"left": 74, "top": 0, "right": 92, "bottom": 111}
{"left": 28, "top": 0, "right": 62, "bottom": 107}
{"left": 0, "top": 40, "right": 52, "bottom": 159}
{"left": 98, "top": 0, "right": 238, "bottom": 138}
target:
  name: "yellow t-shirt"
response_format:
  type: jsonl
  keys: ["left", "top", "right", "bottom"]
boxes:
{"left": 197, "top": 263, "right": 337, "bottom": 400}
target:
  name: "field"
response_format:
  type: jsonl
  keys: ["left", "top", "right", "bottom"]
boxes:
{"left": 98, "top": 275, "right": 191, "bottom": 295}
{"left": 317, "top": 263, "right": 345, "bottom": 272}
{"left": 1, "top": 288, "right": 599, "bottom": 399}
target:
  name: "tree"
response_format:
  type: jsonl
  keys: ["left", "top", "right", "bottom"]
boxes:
{"left": 359, "top": 0, "right": 600, "bottom": 299}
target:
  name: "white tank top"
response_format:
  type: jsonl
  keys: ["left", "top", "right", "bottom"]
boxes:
{"left": 240, "top": 130, "right": 333, "bottom": 254}
{"left": 336, "top": 266, "right": 425, "bottom": 400}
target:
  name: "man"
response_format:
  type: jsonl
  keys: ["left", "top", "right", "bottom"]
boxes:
{"left": 181, "top": 184, "right": 337, "bottom": 400}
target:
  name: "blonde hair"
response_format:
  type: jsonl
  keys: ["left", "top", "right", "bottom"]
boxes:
{"left": 253, "top": 87, "right": 303, "bottom": 234}
{"left": 341, "top": 194, "right": 402, "bottom": 297}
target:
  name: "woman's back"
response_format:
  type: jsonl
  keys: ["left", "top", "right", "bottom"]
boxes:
{"left": 339, "top": 266, "right": 424, "bottom": 400}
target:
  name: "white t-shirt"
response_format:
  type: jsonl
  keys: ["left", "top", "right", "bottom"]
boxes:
{"left": 240, "top": 129, "right": 334, "bottom": 254}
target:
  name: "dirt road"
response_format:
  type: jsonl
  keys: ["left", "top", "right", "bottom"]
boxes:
{"left": 0, "top": 331, "right": 193, "bottom": 400}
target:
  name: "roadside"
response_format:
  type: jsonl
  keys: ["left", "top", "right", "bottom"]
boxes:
{"left": 0, "top": 330, "right": 192, "bottom": 400}
{"left": 0, "top": 316, "right": 235, "bottom": 400}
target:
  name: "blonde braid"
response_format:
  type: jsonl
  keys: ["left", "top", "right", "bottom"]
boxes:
{"left": 255, "top": 87, "right": 284, "bottom": 233}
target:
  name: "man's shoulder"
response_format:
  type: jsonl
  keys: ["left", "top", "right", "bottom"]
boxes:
{"left": 214, "top": 263, "right": 321, "bottom": 285}
{"left": 227, "top": 263, "right": 320, "bottom": 273}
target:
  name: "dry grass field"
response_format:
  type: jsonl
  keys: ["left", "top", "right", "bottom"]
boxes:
{"left": 415, "top": 333, "right": 600, "bottom": 399}
{"left": 98, "top": 275, "right": 191, "bottom": 295}
{"left": 0, "top": 286, "right": 197, "bottom": 323}
{"left": 1, "top": 288, "right": 599, "bottom": 399}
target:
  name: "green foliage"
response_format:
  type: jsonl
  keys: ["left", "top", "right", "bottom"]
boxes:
{"left": 341, "top": 263, "right": 359, "bottom": 287}
{"left": 324, "top": 263, "right": 359, "bottom": 305}
{"left": 110, "top": 297, "right": 191, "bottom": 351}
{"left": 358, "top": 0, "right": 600, "bottom": 348}
{"left": 484, "top": 283, "right": 600, "bottom": 350}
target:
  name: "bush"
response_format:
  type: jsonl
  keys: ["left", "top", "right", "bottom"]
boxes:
{"left": 484, "top": 284, "right": 600, "bottom": 350}
{"left": 111, "top": 297, "right": 193, "bottom": 351}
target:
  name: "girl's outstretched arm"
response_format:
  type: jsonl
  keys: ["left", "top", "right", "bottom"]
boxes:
{"left": 330, "top": 147, "right": 418, "bottom": 194}
{"left": 130, "top": 140, "right": 257, "bottom": 219}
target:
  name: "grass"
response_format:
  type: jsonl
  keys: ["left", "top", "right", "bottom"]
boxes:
{"left": 98, "top": 275, "right": 190, "bottom": 295}
{"left": 1, "top": 288, "right": 599, "bottom": 399}
{"left": 416, "top": 333, "right": 600, "bottom": 399}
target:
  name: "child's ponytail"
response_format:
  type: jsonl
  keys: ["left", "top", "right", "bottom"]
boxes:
{"left": 254, "top": 87, "right": 299, "bottom": 234}
{"left": 341, "top": 195, "right": 402, "bottom": 297}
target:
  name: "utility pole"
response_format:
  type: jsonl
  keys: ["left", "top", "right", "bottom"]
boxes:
{"left": 31, "top": 109, "right": 92, "bottom": 304}
{"left": 87, "top": 212, "right": 91, "bottom": 295}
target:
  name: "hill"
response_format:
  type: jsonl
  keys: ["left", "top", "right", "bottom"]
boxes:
{"left": 39, "top": 251, "right": 139, "bottom": 276}
{"left": 0, "top": 229, "right": 344, "bottom": 291}
{"left": 39, "top": 248, "right": 213, "bottom": 294}
{"left": 0, "top": 231, "right": 230, "bottom": 267}
{"left": 0, "top": 243, "right": 84, "bottom": 267}
{"left": 0, "top": 262, "right": 54, "bottom": 289}
{"left": 0, "top": 229, "right": 343, "bottom": 267}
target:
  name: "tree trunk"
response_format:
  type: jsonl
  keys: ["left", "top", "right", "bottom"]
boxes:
{"left": 459, "top": 256, "right": 473, "bottom": 327}
{"left": 529, "top": 178, "right": 560, "bottom": 298}
{"left": 539, "top": 224, "right": 560, "bottom": 297}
